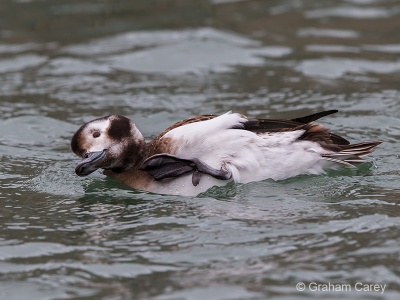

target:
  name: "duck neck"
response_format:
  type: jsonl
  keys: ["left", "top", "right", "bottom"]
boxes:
{"left": 109, "top": 138, "right": 146, "bottom": 173}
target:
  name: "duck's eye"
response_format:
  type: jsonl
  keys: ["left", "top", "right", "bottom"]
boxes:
{"left": 93, "top": 131, "right": 101, "bottom": 138}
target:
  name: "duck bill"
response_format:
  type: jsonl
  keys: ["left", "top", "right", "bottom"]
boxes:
{"left": 75, "top": 150, "right": 106, "bottom": 176}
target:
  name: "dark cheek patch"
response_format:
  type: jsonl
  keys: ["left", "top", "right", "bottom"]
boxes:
{"left": 108, "top": 116, "right": 131, "bottom": 140}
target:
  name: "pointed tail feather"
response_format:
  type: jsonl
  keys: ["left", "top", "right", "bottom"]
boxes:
{"left": 322, "top": 141, "right": 382, "bottom": 167}
{"left": 323, "top": 157, "right": 358, "bottom": 168}
{"left": 340, "top": 141, "right": 382, "bottom": 152}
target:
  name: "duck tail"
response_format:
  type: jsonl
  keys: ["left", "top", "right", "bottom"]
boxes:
{"left": 322, "top": 141, "right": 383, "bottom": 167}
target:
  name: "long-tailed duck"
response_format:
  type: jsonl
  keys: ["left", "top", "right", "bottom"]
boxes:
{"left": 71, "top": 110, "right": 382, "bottom": 196}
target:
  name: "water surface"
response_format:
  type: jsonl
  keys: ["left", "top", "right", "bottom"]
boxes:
{"left": 0, "top": 0, "right": 399, "bottom": 299}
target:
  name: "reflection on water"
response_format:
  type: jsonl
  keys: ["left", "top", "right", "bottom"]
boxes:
{"left": 1, "top": 0, "right": 399, "bottom": 299}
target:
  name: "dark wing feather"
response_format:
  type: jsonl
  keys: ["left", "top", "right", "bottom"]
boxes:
{"left": 244, "top": 110, "right": 340, "bottom": 132}
{"left": 140, "top": 154, "right": 231, "bottom": 186}
{"left": 244, "top": 110, "right": 350, "bottom": 145}
{"left": 291, "top": 110, "right": 338, "bottom": 124}
{"left": 139, "top": 154, "right": 195, "bottom": 180}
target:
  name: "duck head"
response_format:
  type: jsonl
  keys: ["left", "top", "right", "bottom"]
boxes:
{"left": 71, "top": 115, "right": 145, "bottom": 176}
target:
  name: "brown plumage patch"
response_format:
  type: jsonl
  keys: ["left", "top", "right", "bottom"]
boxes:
{"left": 157, "top": 115, "right": 217, "bottom": 139}
{"left": 298, "top": 123, "right": 351, "bottom": 146}
{"left": 104, "top": 168, "right": 153, "bottom": 189}
{"left": 298, "top": 123, "right": 332, "bottom": 144}
{"left": 145, "top": 137, "right": 178, "bottom": 158}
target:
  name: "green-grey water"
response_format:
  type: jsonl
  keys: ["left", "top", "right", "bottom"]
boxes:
{"left": 0, "top": 0, "right": 399, "bottom": 299}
